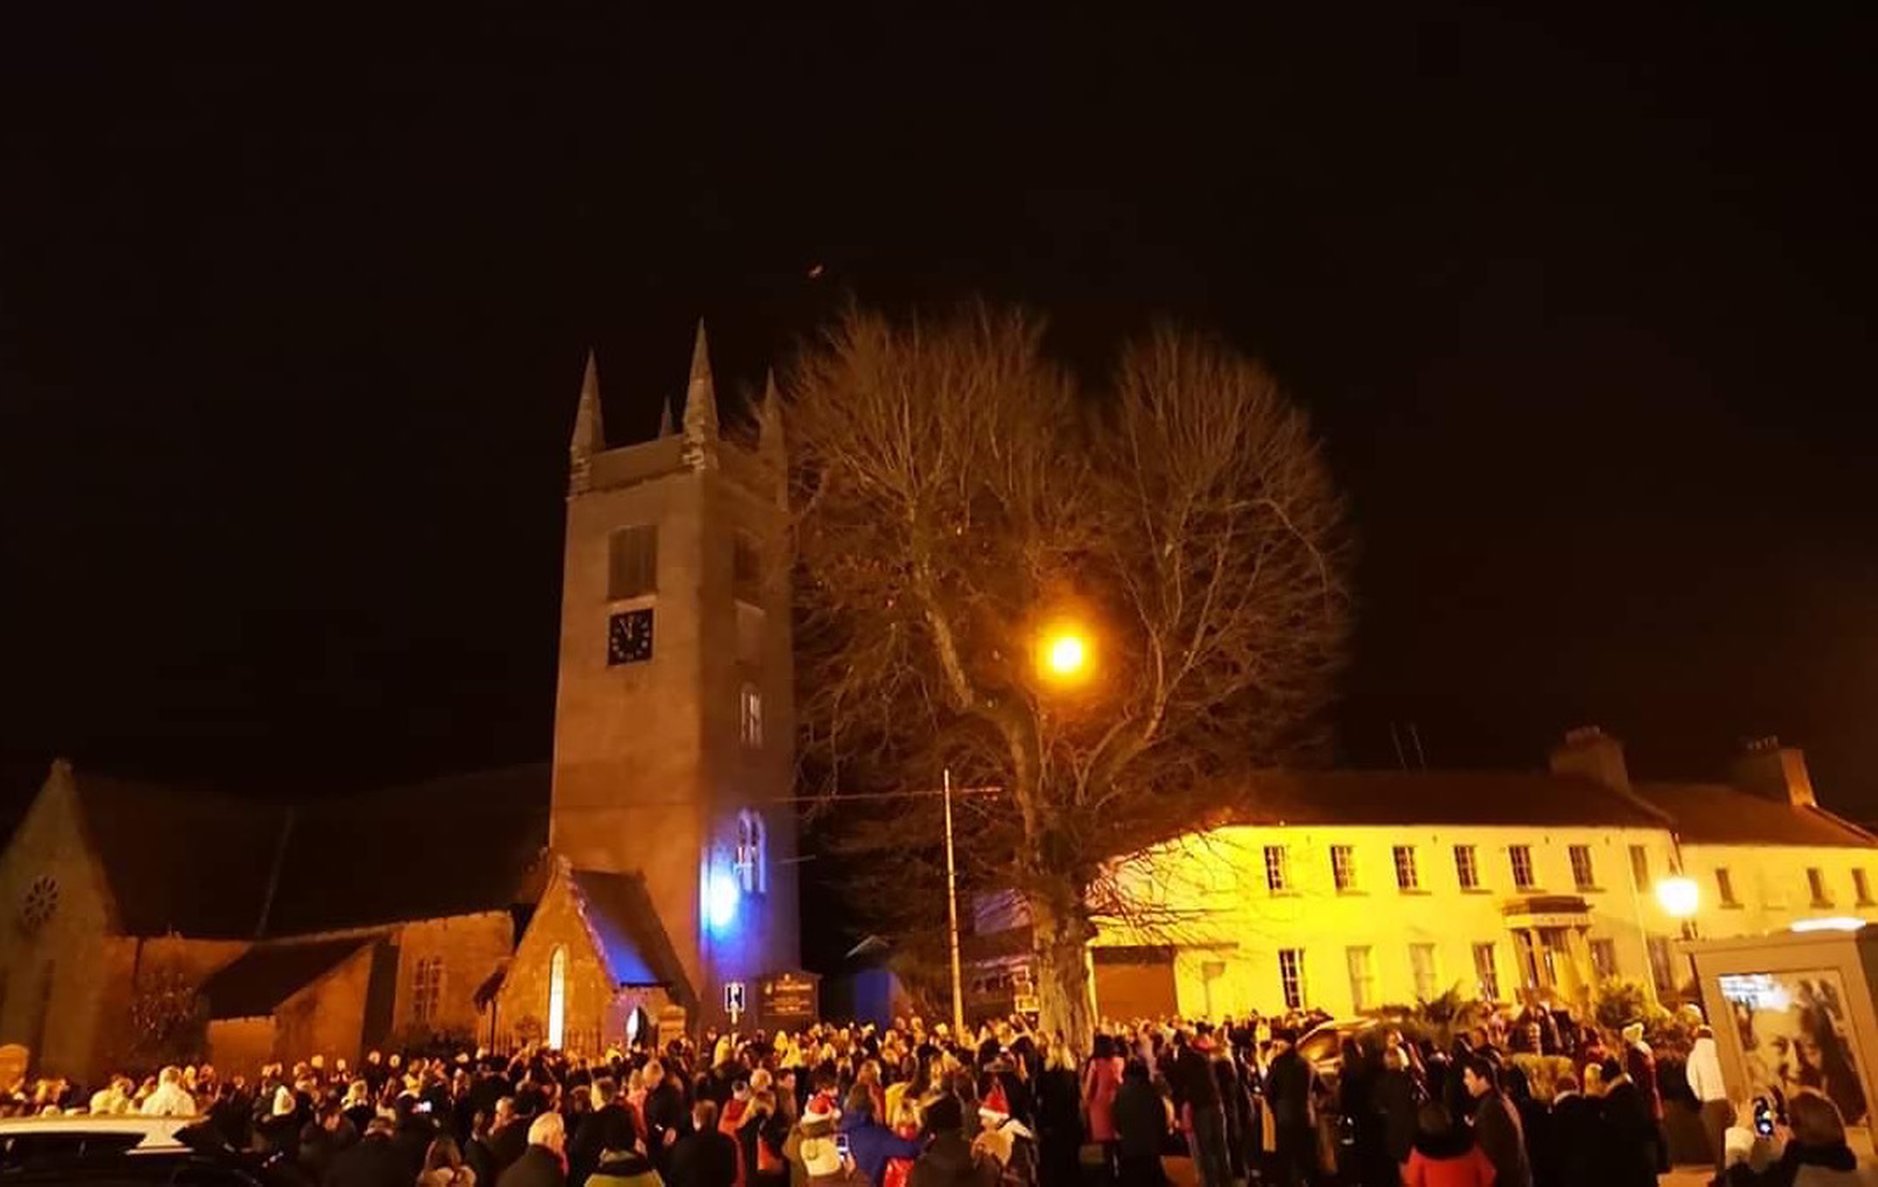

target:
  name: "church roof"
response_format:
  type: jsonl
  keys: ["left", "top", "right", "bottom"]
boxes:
{"left": 61, "top": 762, "right": 549, "bottom": 939}
{"left": 567, "top": 868, "right": 692, "bottom": 999}
{"left": 200, "top": 937, "right": 374, "bottom": 1020}
{"left": 69, "top": 770, "right": 284, "bottom": 937}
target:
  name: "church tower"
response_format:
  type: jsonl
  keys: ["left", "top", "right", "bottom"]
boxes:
{"left": 550, "top": 325, "right": 799, "bottom": 1026}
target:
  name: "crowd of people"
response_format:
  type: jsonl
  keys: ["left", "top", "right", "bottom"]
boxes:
{"left": 3, "top": 1004, "right": 1874, "bottom": 1187}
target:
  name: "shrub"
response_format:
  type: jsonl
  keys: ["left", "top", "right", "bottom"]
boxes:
{"left": 1506, "top": 1054, "right": 1577, "bottom": 1103}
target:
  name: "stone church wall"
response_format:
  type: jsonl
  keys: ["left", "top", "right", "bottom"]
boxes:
{"left": 388, "top": 912, "right": 513, "bottom": 1046}
{"left": 274, "top": 944, "right": 377, "bottom": 1068}
{"left": 206, "top": 1017, "right": 275, "bottom": 1077}
{"left": 495, "top": 873, "right": 619, "bottom": 1053}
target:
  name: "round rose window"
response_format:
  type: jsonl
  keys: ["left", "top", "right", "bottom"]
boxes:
{"left": 19, "top": 875, "right": 59, "bottom": 934}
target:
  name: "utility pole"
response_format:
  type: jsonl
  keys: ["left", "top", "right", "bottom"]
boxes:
{"left": 943, "top": 767, "right": 966, "bottom": 1036}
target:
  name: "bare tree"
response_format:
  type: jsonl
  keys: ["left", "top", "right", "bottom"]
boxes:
{"left": 789, "top": 305, "right": 1348, "bottom": 1049}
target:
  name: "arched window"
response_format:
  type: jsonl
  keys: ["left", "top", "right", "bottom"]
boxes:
{"left": 739, "top": 683, "right": 763, "bottom": 748}
{"left": 546, "top": 945, "right": 567, "bottom": 1050}
{"left": 736, "top": 810, "right": 768, "bottom": 895}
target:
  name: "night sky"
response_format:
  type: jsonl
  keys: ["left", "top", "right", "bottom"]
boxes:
{"left": 4, "top": 11, "right": 1876, "bottom": 820}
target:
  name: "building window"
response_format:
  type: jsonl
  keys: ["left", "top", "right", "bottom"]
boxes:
{"left": 1856, "top": 869, "right": 1874, "bottom": 907}
{"left": 411, "top": 955, "right": 444, "bottom": 1026}
{"left": 1409, "top": 943, "right": 1439, "bottom": 1002}
{"left": 1278, "top": 949, "right": 1306, "bottom": 1010}
{"left": 1472, "top": 942, "right": 1500, "bottom": 1000}
{"left": 732, "top": 534, "right": 763, "bottom": 603}
{"left": 736, "top": 810, "right": 768, "bottom": 895}
{"left": 546, "top": 945, "right": 568, "bottom": 1050}
{"left": 1509, "top": 845, "right": 1536, "bottom": 890}
{"left": 1346, "top": 947, "right": 1375, "bottom": 1013}
{"left": 1569, "top": 845, "right": 1596, "bottom": 891}
{"left": 1716, "top": 867, "right": 1740, "bottom": 908}
{"left": 1590, "top": 938, "right": 1618, "bottom": 980}
{"left": 1393, "top": 846, "right": 1420, "bottom": 891}
{"left": 608, "top": 525, "right": 658, "bottom": 599}
{"left": 739, "top": 683, "right": 764, "bottom": 748}
{"left": 1331, "top": 845, "right": 1358, "bottom": 892}
{"left": 1808, "top": 867, "right": 1833, "bottom": 908}
{"left": 1647, "top": 936, "right": 1676, "bottom": 995}
{"left": 1264, "top": 845, "right": 1290, "bottom": 893}
{"left": 1454, "top": 845, "right": 1480, "bottom": 890}
{"left": 1630, "top": 844, "right": 1650, "bottom": 890}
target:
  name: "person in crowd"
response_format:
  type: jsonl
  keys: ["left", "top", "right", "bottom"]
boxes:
{"left": 1460, "top": 1055, "right": 1532, "bottom": 1187}
{"left": 1263, "top": 1029, "right": 1317, "bottom": 1187}
{"left": 1622, "top": 1022, "right": 1669, "bottom": 1174}
{"left": 299, "top": 1099, "right": 359, "bottom": 1180}
{"left": 1167, "top": 1031, "right": 1228, "bottom": 1187}
{"left": 1110, "top": 1059, "right": 1166, "bottom": 1187}
{"left": 837, "top": 1094, "right": 922, "bottom": 1187}
{"left": 572, "top": 1079, "right": 638, "bottom": 1187}
{"left": 591, "top": 1141, "right": 665, "bottom": 1187}
{"left": 1596, "top": 1056, "right": 1659, "bottom": 1187}
{"left": 421, "top": 1136, "right": 479, "bottom": 1187}
{"left": 910, "top": 1095, "right": 994, "bottom": 1187}
{"left": 1724, "top": 1087, "right": 1878, "bottom": 1186}
{"left": 1376, "top": 1045, "right": 1422, "bottom": 1170}
{"left": 1030, "top": 1042, "right": 1080, "bottom": 1187}
{"left": 498, "top": 1112, "right": 570, "bottom": 1187}
{"left": 1082, "top": 1034, "right": 1124, "bottom": 1174}
{"left": 142, "top": 1065, "right": 197, "bottom": 1117}
{"left": 1688, "top": 1025, "right": 1735, "bottom": 1183}
{"left": 1400, "top": 1102, "right": 1494, "bottom": 1187}
{"left": 669, "top": 1100, "right": 739, "bottom": 1187}
{"left": 327, "top": 1116, "right": 413, "bottom": 1187}
{"left": 1545, "top": 1074, "right": 1604, "bottom": 1187}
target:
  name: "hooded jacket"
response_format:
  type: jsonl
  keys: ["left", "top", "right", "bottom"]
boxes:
{"left": 1401, "top": 1127, "right": 1495, "bottom": 1187}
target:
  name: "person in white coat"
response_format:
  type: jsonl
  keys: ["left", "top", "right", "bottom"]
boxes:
{"left": 1687, "top": 1025, "right": 1733, "bottom": 1180}
{"left": 140, "top": 1065, "right": 197, "bottom": 1117}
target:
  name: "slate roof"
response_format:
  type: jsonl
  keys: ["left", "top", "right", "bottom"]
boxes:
{"left": 63, "top": 763, "right": 549, "bottom": 939}
{"left": 567, "top": 868, "right": 692, "bottom": 1000}
{"left": 69, "top": 771, "right": 284, "bottom": 937}
{"left": 1223, "top": 769, "right": 1672, "bottom": 830}
{"left": 1634, "top": 782, "right": 1877, "bottom": 848}
{"left": 199, "top": 937, "right": 373, "bottom": 1019}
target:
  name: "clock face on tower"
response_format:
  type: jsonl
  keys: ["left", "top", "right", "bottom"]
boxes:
{"left": 607, "top": 609, "right": 654, "bottom": 665}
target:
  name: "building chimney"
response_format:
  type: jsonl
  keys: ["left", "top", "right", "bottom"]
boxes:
{"left": 1549, "top": 726, "right": 1632, "bottom": 794}
{"left": 1731, "top": 736, "right": 1818, "bottom": 809}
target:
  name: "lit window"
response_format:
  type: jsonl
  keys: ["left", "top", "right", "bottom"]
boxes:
{"left": 1716, "top": 867, "right": 1740, "bottom": 907}
{"left": 1263, "top": 845, "right": 1290, "bottom": 893}
{"left": 1808, "top": 867, "right": 1833, "bottom": 908}
{"left": 1472, "top": 943, "right": 1499, "bottom": 1000}
{"left": 1346, "top": 947, "right": 1374, "bottom": 1012}
{"left": 1509, "top": 845, "right": 1536, "bottom": 890}
{"left": 1569, "top": 845, "right": 1596, "bottom": 891}
{"left": 1590, "top": 938, "right": 1618, "bottom": 980}
{"left": 1278, "top": 949, "right": 1306, "bottom": 1010}
{"left": 1629, "top": 845, "right": 1650, "bottom": 890}
{"left": 546, "top": 945, "right": 567, "bottom": 1050}
{"left": 1409, "top": 943, "right": 1438, "bottom": 1002}
{"left": 739, "top": 683, "right": 763, "bottom": 748}
{"left": 608, "top": 525, "right": 658, "bottom": 599}
{"left": 1855, "top": 869, "right": 1874, "bottom": 907}
{"left": 411, "top": 955, "right": 444, "bottom": 1026}
{"left": 1393, "top": 846, "right": 1419, "bottom": 891}
{"left": 1330, "top": 845, "right": 1358, "bottom": 892}
{"left": 1454, "top": 845, "right": 1480, "bottom": 890}
{"left": 736, "top": 810, "right": 768, "bottom": 895}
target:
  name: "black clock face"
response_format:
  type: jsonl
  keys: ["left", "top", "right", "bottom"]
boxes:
{"left": 607, "top": 609, "right": 654, "bottom": 665}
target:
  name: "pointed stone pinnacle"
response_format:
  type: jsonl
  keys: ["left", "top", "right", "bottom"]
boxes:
{"left": 682, "top": 319, "right": 719, "bottom": 470}
{"left": 569, "top": 348, "right": 605, "bottom": 492}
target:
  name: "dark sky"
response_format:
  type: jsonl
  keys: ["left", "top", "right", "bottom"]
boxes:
{"left": 4, "top": 11, "right": 1876, "bottom": 817}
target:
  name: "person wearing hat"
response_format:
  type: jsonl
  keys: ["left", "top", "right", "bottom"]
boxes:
{"left": 1621, "top": 1021, "right": 1667, "bottom": 1172}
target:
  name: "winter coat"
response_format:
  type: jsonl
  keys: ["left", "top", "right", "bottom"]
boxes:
{"left": 1264, "top": 1049, "right": 1314, "bottom": 1131}
{"left": 589, "top": 1147, "right": 665, "bottom": 1187}
{"left": 838, "top": 1116, "right": 923, "bottom": 1187}
{"left": 1082, "top": 1058, "right": 1123, "bottom": 1143}
{"left": 1376, "top": 1067, "right": 1421, "bottom": 1163}
{"left": 1111, "top": 1077, "right": 1166, "bottom": 1161}
{"left": 1545, "top": 1093, "right": 1604, "bottom": 1187}
{"left": 1469, "top": 1091, "right": 1531, "bottom": 1187}
{"left": 324, "top": 1134, "right": 413, "bottom": 1187}
{"left": 1597, "top": 1081, "right": 1658, "bottom": 1187}
{"left": 1625, "top": 1044, "right": 1664, "bottom": 1120}
{"left": 1401, "top": 1127, "right": 1497, "bottom": 1187}
{"left": 573, "top": 1105, "right": 642, "bottom": 1186}
{"left": 497, "top": 1147, "right": 570, "bottom": 1187}
{"left": 1726, "top": 1139, "right": 1878, "bottom": 1187}
{"left": 1687, "top": 1036, "right": 1728, "bottom": 1104}
{"left": 909, "top": 1133, "right": 997, "bottom": 1187}
{"left": 668, "top": 1129, "right": 739, "bottom": 1187}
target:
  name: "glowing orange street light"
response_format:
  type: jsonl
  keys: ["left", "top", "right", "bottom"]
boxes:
{"left": 1037, "top": 622, "right": 1093, "bottom": 685}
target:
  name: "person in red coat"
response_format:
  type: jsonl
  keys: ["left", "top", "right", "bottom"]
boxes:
{"left": 1401, "top": 1103, "right": 1497, "bottom": 1187}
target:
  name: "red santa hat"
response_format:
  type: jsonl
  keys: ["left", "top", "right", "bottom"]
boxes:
{"left": 803, "top": 1091, "right": 841, "bottom": 1126}
{"left": 978, "top": 1083, "right": 1010, "bottom": 1123}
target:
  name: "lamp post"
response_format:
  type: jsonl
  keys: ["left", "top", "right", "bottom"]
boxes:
{"left": 1656, "top": 873, "right": 1701, "bottom": 1002}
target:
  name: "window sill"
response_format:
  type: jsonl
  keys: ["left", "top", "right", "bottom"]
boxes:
{"left": 1811, "top": 902, "right": 1837, "bottom": 911}
{"left": 1268, "top": 888, "right": 1299, "bottom": 897}
{"left": 1397, "top": 887, "right": 1430, "bottom": 895}
{"left": 1335, "top": 888, "right": 1366, "bottom": 896}
{"left": 1460, "top": 887, "right": 1492, "bottom": 895}
{"left": 1719, "top": 901, "right": 1744, "bottom": 910}
{"left": 1574, "top": 885, "right": 1604, "bottom": 894}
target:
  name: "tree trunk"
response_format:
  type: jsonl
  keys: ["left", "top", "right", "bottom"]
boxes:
{"left": 1030, "top": 893, "right": 1096, "bottom": 1053}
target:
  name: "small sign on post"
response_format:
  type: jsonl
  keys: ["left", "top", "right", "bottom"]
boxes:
{"left": 724, "top": 980, "right": 747, "bottom": 1027}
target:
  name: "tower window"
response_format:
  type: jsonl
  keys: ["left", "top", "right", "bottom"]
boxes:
{"left": 546, "top": 945, "right": 567, "bottom": 1050}
{"left": 733, "top": 534, "right": 763, "bottom": 603}
{"left": 739, "top": 683, "right": 764, "bottom": 748}
{"left": 736, "top": 810, "right": 768, "bottom": 895}
{"left": 609, "top": 525, "right": 658, "bottom": 600}
{"left": 411, "top": 955, "right": 444, "bottom": 1026}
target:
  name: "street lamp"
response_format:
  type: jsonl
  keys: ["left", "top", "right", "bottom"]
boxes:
{"left": 1036, "top": 621, "right": 1093, "bottom": 685}
{"left": 1656, "top": 875, "right": 1700, "bottom": 922}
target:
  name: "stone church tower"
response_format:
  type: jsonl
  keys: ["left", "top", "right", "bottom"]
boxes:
{"left": 549, "top": 324, "right": 799, "bottom": 1027}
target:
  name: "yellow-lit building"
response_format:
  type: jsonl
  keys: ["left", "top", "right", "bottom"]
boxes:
{"left": 989, "top": 729, "right": 1878, "bottom": 1024}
